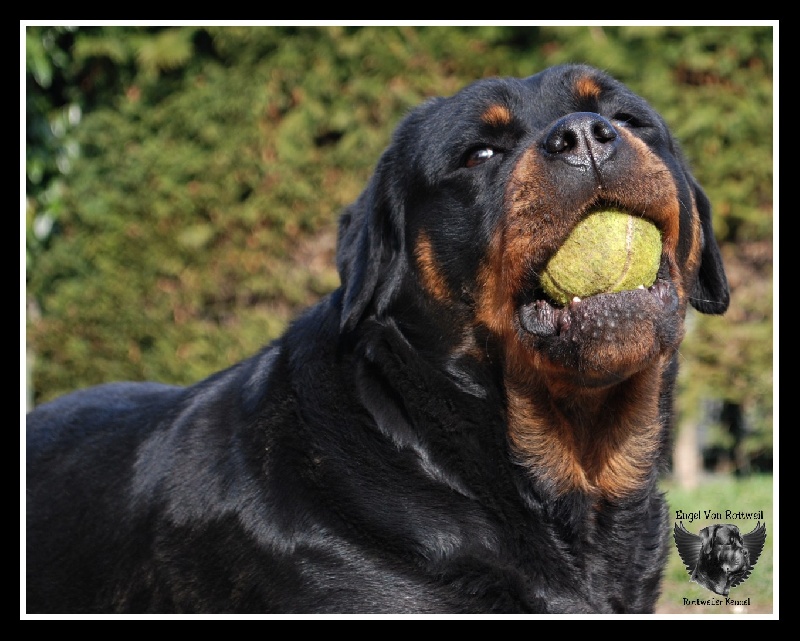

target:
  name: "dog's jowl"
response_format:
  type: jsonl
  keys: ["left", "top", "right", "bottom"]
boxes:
{"left": 26, "top": 64, "right": 730, "bottom": 614}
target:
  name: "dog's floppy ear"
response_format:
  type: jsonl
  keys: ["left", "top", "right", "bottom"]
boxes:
{"left": 689, "top": 181, "right": 730, "bottom": 315}
{"left": 337, "top": 152, "right": 407, "bottom": 334}
{"left": 699, "top": 525, "right": 716, "bottom": 556}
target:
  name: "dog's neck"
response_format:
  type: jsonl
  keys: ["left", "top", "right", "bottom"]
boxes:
{"left": 503, "top": 356, "right": 669, "bottom": 500}
{"left": 358, "top": 305, "right": 671, "bottom": 501}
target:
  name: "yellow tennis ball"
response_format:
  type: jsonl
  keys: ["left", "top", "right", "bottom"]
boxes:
{"left": 540, "top": 210, "right": 662, "bottom": 306}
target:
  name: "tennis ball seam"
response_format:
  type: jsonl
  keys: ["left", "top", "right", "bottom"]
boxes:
{"left": 608, "top": 214, "right": 636, "bottom": 293}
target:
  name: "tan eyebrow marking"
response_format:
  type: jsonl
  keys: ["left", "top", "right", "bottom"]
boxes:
{"left": 575, "top": 75, "right": 602, "bottom": 100}
{"left": 481, "top": 104, "right": 513, "bottom": 127}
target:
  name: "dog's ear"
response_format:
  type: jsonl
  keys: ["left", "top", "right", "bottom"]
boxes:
{"left": 337, "top": 153, "right": 407, "bottom": 334}
{"left": 699, "top": 525, "right": 716, "bottom": 556}
{"left": 689, "top": 181, "right": 730, "bottom": 315}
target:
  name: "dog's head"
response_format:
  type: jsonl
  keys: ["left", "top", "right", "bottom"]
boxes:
{"left": 338, "top": 65, "right": 728, "bottom": 391}
{"left": 693, "top": 524, "right": 750, "bottom": 596}
{"left": 337, "top": 64, "right": 729, "bottom": 497}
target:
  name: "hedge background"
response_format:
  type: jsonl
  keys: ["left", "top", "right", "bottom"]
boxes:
{"left": 25, "top": 24, "right": 774, "bottom": 472}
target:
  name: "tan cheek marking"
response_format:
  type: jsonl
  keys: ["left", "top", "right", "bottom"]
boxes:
{"left": 475, "top": 144, "right": 569, "bottom": 344}
{"left": 481, "top": 104, "right": 513, "bottom": 127}
{"left": 575, "top": 75, "right": 602, "bottom": 100}
{"left": 615, "top": 129, "right": 690, "bottom": 303}
{"left": 617, "top": 129, "right": 681, "bottom": 244}
{"left": 415, "top": 231, "right": 451, "bottom": 303}
{"left": 475, "top": 146, "right": 567, "bottom": 377}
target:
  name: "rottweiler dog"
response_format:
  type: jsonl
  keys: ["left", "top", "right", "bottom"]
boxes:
{"left": 26, "top": 64, "right": 730, "bottom": 614}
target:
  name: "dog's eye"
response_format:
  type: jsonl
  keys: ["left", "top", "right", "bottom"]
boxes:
{"left": 612, "top": 112, "right": 645, "bottom": 128}
{"left": 465, "top": 147, "right": 497, "bottom": 168}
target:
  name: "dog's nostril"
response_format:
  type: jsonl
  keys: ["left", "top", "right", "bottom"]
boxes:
{"left": 545, "top": 130, "right": 578, "bottom": 154}
{"left": 592, "top": 120, "right": 617, "bottom": 143}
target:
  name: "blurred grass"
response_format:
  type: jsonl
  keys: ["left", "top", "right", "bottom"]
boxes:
{"left": 656, "top": 473, "right": 774, "bottom": 614}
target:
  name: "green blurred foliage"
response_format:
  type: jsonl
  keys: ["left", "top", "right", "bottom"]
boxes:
{"left": 25, "top": 25, "right": 773, "bottom": 461}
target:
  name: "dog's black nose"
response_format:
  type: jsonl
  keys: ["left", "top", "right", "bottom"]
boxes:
{"left": 543, "top": 112, "right": 619, "bottom": 168}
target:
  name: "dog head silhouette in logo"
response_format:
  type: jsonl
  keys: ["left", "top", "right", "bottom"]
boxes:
{"left": 673, "top": 521, "right": 766, "bottom": 596}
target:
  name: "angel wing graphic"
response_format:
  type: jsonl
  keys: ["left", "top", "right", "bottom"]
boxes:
{"left": 673, "top": 521, "right": 766, "bottom": 596}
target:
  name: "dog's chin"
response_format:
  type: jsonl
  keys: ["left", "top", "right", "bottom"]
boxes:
{"left": 516, "top": 279, "right": 681, "bottom": 388}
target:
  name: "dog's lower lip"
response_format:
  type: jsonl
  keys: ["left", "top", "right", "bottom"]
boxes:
{"left": 518, "top": 279, "right": 673, "bottom": 338}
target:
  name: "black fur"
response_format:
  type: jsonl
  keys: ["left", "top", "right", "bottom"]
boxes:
{"left": 26, "top": 65, "right": 729, "bottom": 614}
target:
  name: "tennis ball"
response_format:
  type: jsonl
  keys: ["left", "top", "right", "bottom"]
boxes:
{"left": 540, "top": 209, "right": 662, "bottom": 306}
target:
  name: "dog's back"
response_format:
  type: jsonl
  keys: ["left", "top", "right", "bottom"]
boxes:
{"left": 27, "top": 382, "right": 181, "bottom": 611}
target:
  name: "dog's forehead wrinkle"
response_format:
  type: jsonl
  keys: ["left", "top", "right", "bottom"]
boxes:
{"left": 453, "top": 75, "right": 527, "bottom": 106}
{"left": 403, "top": 78, "right": 530, "bottom": 152}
